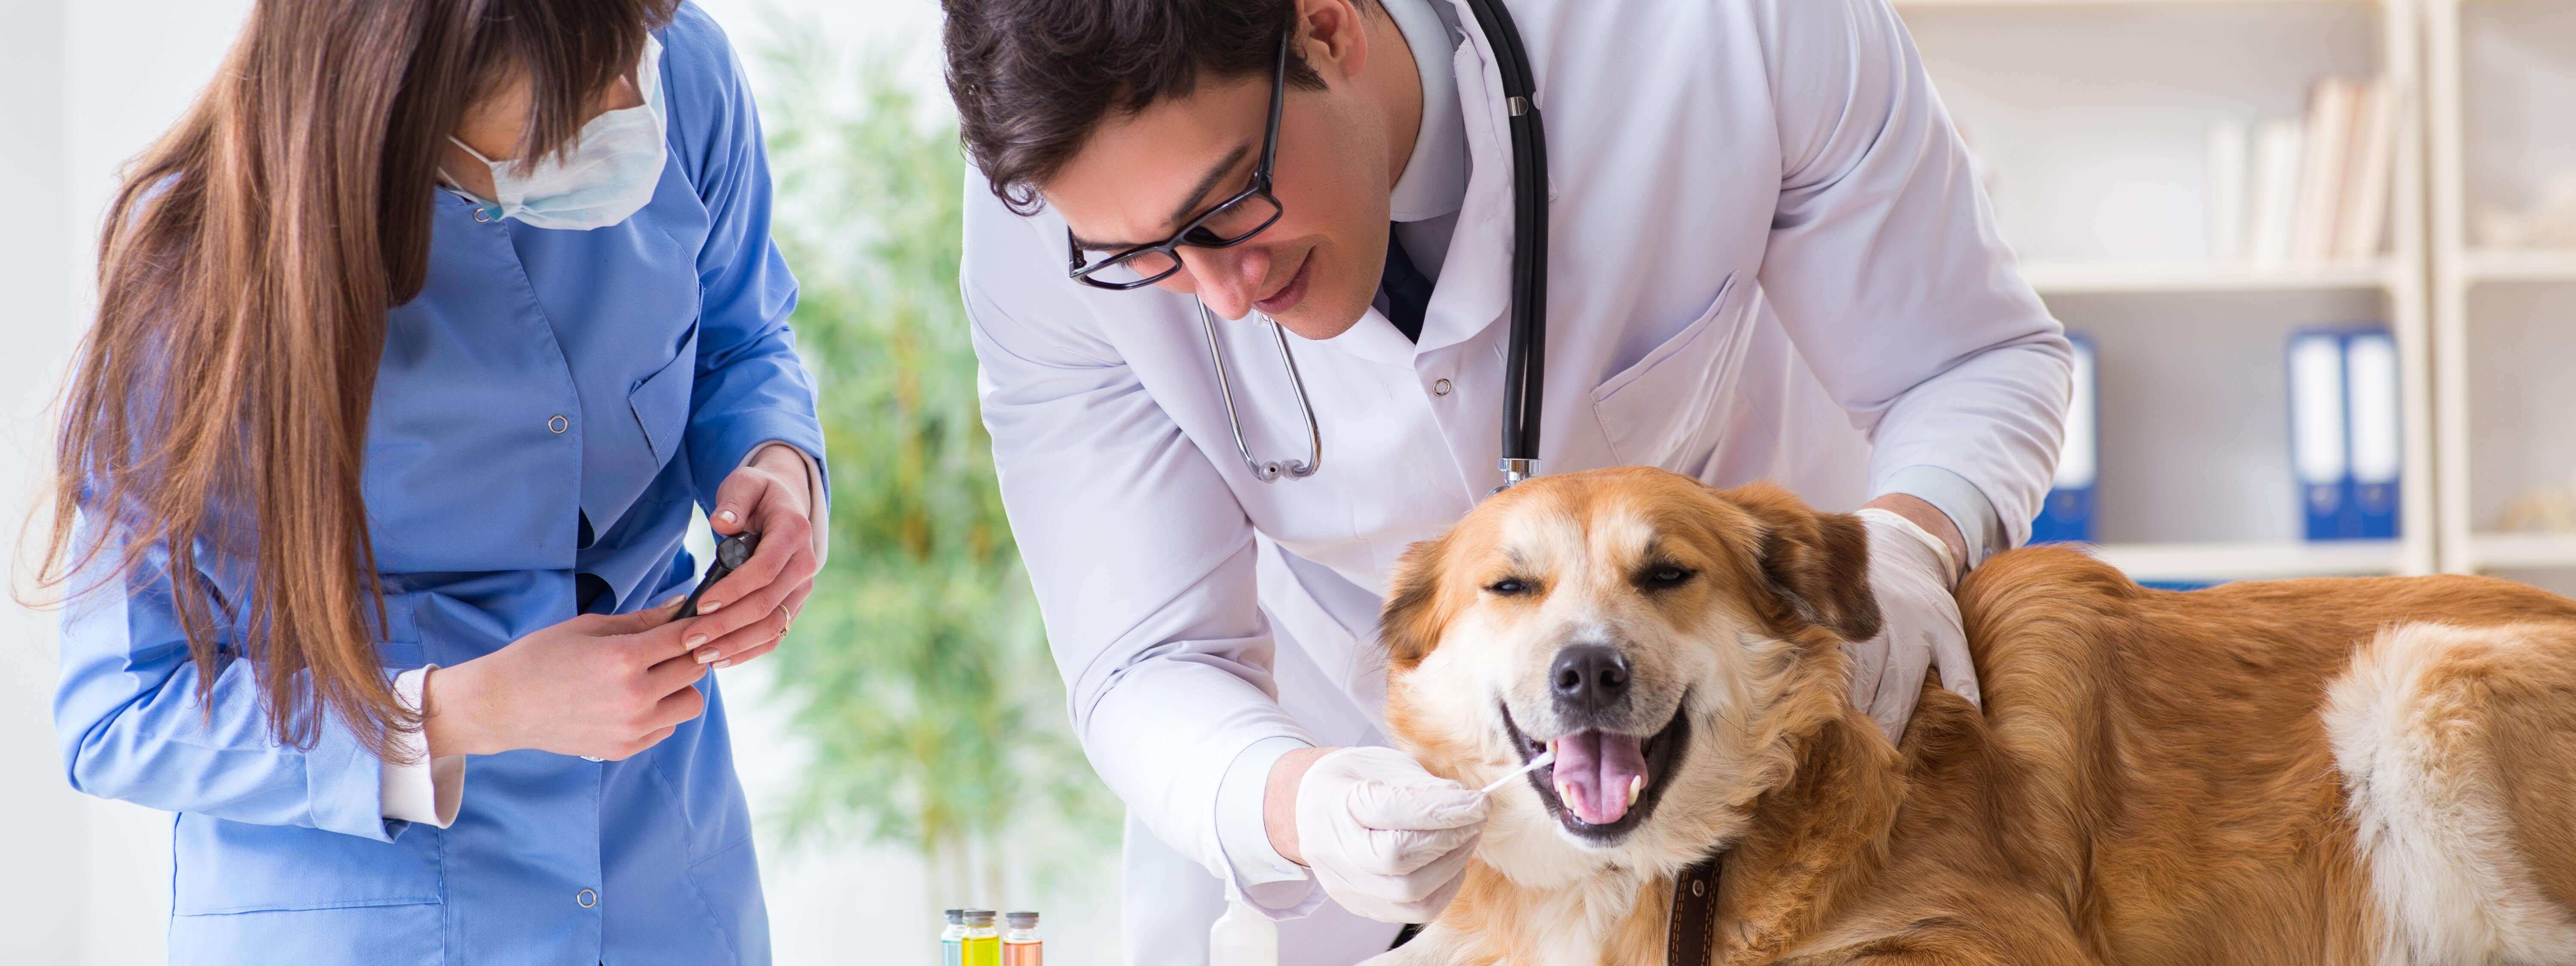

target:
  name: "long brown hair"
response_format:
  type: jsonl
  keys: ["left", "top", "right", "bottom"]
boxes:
{"left": 36, "top": 0, "right": 677, "bottom": 759}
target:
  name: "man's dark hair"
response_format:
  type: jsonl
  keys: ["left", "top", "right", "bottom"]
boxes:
{"left": 942, "top": 0, "right": 1353, "bottom": 216}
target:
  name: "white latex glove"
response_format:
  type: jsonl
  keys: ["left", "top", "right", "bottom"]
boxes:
{"left": 1293, "top": 746, "right": 1488, "bottom": 923}
{"left": 1845, "top": 508, "right": 1980, "bottom": 742}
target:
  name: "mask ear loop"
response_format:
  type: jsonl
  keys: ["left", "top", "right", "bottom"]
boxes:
{"left": 439, "top": 137, "right": 508, "bottom": 218}
{"left": 447, "top": 136, "right": 501, "bottom": 167}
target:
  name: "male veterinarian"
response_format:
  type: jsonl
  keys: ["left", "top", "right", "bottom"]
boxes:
{"left": 942, "top": 0, "right": 2071, "bottom": 960}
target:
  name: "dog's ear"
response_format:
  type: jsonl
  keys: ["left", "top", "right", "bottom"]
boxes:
{"left": 1378, "top": 533, "right": 1455, "bottom": 670}
{"left": 1723, "top": 483, "right": 1883, "bottom": 642}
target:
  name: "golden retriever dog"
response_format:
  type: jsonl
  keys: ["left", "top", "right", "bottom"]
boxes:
{"left": 1369, "top": 466, "right": 2576, "bottom": 965}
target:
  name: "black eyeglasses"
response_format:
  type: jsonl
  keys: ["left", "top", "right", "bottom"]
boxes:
{"left": 1067, "top": 33, "right": 1290, "bottom": 291}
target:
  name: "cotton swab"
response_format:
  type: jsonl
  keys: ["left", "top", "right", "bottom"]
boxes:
{"left": 1479, "top": 749, "right": 1555, "bottom": 795}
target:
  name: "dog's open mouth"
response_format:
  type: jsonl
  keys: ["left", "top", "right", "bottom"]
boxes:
{"left": 1500, "top": 697, "right": 1690, "bottom": 843}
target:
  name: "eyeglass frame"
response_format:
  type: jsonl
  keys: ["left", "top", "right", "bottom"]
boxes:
{"left": 1065, "top": 32, "right": 1291, "bottom": 291}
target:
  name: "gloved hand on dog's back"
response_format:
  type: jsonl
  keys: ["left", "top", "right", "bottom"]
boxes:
{"left": 1847, "top": 505, "right": 1980, "bottom": 743}
{"left": 1270, "top": 745, "right": 1487, "bottom": 923}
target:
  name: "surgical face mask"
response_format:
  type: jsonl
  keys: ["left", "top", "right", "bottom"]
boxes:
{"left": 447, "top": 36, "right": 668, "bottom": 230}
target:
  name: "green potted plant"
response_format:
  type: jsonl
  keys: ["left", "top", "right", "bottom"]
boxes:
{"left": 756, "top": 33, "right": 1116, "bottom": 906}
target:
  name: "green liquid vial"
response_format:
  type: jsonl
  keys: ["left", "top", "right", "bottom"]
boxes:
{"left": 960, "top": 909, "right": 1001, "bottom": 966}
{"left": 939, "top": 909, "right": 964, "bottom": 966}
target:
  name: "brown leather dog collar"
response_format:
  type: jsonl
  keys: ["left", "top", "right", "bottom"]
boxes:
{"left": 1667, "top": 853, "right": 1724, "bottom": 966}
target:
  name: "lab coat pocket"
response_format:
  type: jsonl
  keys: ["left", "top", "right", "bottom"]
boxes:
{"left": 171, "top": 814, "right": 444, "bottom": 915}
{"left": 1589, "top": 273, "right": 1753, "bottom": 471}
{"left": 629, "top": 324, "right": 700, "bottom": 467}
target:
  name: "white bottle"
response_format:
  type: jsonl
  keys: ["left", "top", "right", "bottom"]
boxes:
{"left": 1208, "top": 900, "right": 1277, "bottom": 966}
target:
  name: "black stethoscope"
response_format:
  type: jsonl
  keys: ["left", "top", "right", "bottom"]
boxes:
{"left": 1463, "top": 0, "right": 1548, "bottom": 492}
{"left": 1213, "top": 0, "right": 1547, "bottom": 494}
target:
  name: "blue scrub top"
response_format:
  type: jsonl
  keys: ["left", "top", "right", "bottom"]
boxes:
{"left": 52, "top": 6, "right": 822, "bottom": 964}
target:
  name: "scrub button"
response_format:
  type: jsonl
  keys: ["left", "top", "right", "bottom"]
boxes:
{"left": 577, "top": 888, "right": 597, "bottom": 908}
{"left": 472, "top": 209, "right": 492, "bottom": 224}
{"left": 549, "top": 415, "right": 569, "bottom": 434}
{"left": 1432, "top": 378, "right": 1453, "bottom": 397}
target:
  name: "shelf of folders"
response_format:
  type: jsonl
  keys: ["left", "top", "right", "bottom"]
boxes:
{"left": 2027, "top": 325, "right": 2402, "bottom": 588}
{"left": 2287, "top": 325, "right": 2402, "bottom": 544}
{"left": 2206, "top": 76, "right": 2406, "bottom": 268}
{"left": 939, "top": 909, "right": 1045, "bottom": 966}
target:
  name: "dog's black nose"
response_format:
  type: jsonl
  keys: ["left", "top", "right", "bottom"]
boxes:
{"left": 1550, "top": 644, "right": 1630, "bottom": 713}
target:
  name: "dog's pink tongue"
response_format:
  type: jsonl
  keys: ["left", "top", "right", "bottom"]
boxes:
{"left": 1552, "top": 730, "right": 1648, "bottom": 825}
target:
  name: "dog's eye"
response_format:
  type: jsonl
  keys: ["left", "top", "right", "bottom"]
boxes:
{"left": 1485, "top": 578, "right": 1532, "bottom": 596}
{"left": 1641, "top": 566, "right": 1695, "bottom": 590}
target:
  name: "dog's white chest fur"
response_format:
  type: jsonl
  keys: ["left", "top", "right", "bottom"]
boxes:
{"left": 1525, "top": 874, "right": 1651, "bottom": 966}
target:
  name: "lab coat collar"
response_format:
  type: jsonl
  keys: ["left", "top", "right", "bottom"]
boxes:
{"left": 1384, "top": 0, "right": 1469, "bottom": 224}
{"left": 1291, "top": 0, "right": 1517, "bottom": 365}
{"left": 1316, "top": 307, "right": 1424, "bottom": 366}
{"left": 1404, "top": 1, "right": 1523, "bottom": 359}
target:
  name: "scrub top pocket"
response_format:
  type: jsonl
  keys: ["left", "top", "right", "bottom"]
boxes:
{"left": 171, "top": 815, "right": 444, "bottom": 916}
{"left": 629, "top": 323, "right": 701, "bottom": 468}
{"left": 167, "top": 902, "right": 444, "bottom": 966}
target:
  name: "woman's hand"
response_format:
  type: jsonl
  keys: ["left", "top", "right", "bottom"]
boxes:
{"left": 679, "top": 444, "right": 821, "bottom": 670}
{"left": 422, "top": 600, "right": 708, "bottom": 760}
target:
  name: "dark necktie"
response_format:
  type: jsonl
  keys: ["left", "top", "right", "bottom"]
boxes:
{"left": 1379, "top": 224, "right": 1434, "bottom": 343}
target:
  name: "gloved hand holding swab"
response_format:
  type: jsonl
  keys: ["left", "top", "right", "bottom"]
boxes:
{"left": 1479, "top": 749, "right": 1555, "bottom": 796}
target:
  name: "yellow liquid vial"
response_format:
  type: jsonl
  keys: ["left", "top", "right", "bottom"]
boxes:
{"left": 961, "top": 935, "right": 1001, "bottom": 966}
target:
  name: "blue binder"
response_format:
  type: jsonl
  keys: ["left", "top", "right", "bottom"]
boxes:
{"left": 2287, "top": 325, "right": 2401, "bottom": 542}
{"left": 2030, "top": 332, "right": 2096, "bottom": 545}
{"left": 2287, "top": 329, "right": 2350, "bottom": 540}
{"left": 2343, "top": 330, "right": 2401, "bottom": 540}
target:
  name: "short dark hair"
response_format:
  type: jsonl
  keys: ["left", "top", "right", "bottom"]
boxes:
{"left": 942, "top": 0, "right": 1348, "bottom": 215}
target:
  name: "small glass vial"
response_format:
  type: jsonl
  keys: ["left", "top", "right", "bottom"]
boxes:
{"left": 1002, "top": 911, "right": 1042, "bottom": 966}
{"left": 939, "top": 909, "right": 965, "bottom": 966}
{"left": 960, "top": 909, "right": 1002, "bottom": 966}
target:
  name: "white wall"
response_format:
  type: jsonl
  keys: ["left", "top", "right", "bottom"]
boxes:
{"left": 0, "top": 1, "right": 84, "bottom": 965}
{"left": 0, "top": 2, "right": 1119, "bottom": 964}
{"left": 4, "top": 2, "right": 262, "bottom": 962}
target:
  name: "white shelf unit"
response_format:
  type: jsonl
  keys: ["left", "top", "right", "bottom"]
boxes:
{"left": 2460, "top": 249, "right": 2576, "bottom": 284}
{"left": 2426, "top": 0, "right": 2576, "bottom": 581}
{"left": 2461, "top": 533, "right": 2576, "bottom": 572}
{"left": 2091, "top": 540, "right": 2405, "bottom": 583}
{"left": 1895, "top": 0, "right": 2436, "bottom": 586}
{"left": 2017, "top": 259, "right": 2405, "bottom": 295}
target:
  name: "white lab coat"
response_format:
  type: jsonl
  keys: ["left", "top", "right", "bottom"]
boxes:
{"left": 959, "top": 0, "right": 2070, "bottom": 962}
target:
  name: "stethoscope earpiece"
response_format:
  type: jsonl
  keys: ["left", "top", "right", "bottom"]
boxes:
{"left": 1201, "top": 299, "right": 1322, "bottom": 483}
